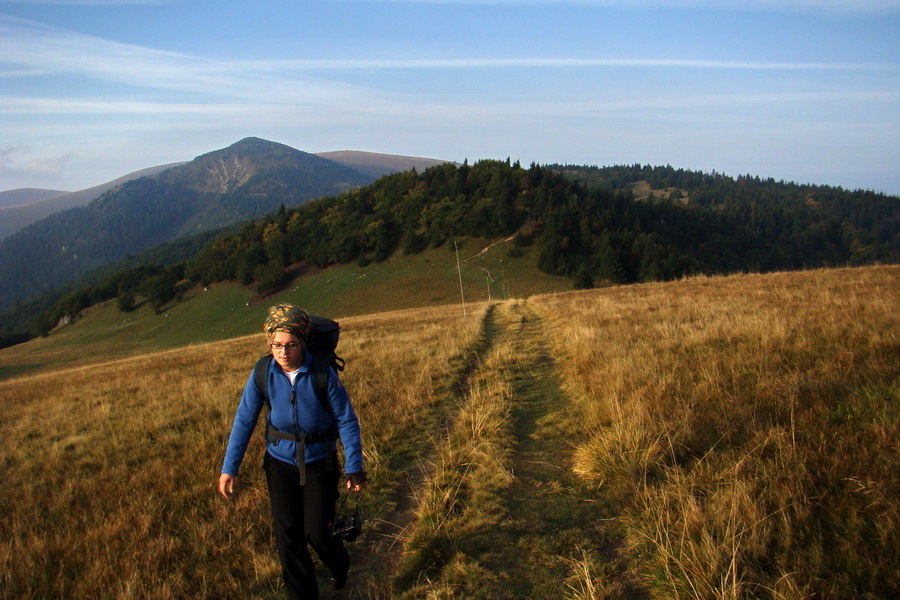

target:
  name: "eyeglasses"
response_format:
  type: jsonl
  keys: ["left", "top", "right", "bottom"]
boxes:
{"left": 270, "top": 342, "right": 301, "bottom": 352}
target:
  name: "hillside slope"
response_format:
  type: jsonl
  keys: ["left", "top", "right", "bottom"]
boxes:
{"left": 0, "top": 265, "right": 895, "bottom": 598}
{"left": 0, "top": 151, "right": 449, "bottom": 240}
{"left": 0, "top": 163, "right": 186, "bottom": 240}
{"left": 316, "top": 150, "right": 452, "bottom": 178}
{"left": 0, "top": 188, "right": 67, "bottom": 208}
{"left": 0, "top": 238, "right": 569, "bottom": 380}
{"left": 4, "top": 156, "right": 897, "bottom": 348}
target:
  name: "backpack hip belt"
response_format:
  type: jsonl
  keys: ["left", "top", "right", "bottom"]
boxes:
{"left": 266, "top": 422, "right": 340, "bottom": 485}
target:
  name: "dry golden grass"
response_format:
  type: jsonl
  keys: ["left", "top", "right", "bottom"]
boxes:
{"left": 393, "top": 300, "right": 636, "bottom": 599}
{"left": 1, "top": 265, "right": 896, "bottom": 599}
{"left": 336, "top": 303, "right": 490, "bottom": 492}
{"left": 395, "top": 307, "right": 517, "bottom": 597}
{"left": 0, "top": 302, "right": 487, "bottom": 599}
{"left": 531, "top": 265, "right": 899, "bottom": 598}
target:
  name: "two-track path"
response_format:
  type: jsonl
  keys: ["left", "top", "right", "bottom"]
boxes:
{"left": 481, "top": 300, "right": 646, "bottom": 599}
{"left": 330, "top": 300, "right": 646, "bottom": 599}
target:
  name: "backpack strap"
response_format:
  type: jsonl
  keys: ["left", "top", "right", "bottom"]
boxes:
{"left": 253, "top": 354, "right": 273, "bottom": 408}
{"left": 253, "top": 353, "right": 335, "bottom": 420}
{"left": 309, "top": 355, "right": 340, "bottom": 473}
{"left": 310, "top": 355, "right": 335, "bottom": 422}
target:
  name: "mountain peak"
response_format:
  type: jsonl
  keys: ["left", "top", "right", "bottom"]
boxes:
{"left": 158, "top": 137, "right": 362, "bottom": 195}
{"left": 0, "top": 138, "right": 377, "bottom": 310}
{"left": 193, "top": 137, "right": 309, "bottom": 165}
{"left": 227, "top": 136, "right": 299, "bottom": 154}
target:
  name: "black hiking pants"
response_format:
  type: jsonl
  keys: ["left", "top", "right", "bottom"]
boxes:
{"left": 264, "top": 453, "right": 349, "bottom": 600}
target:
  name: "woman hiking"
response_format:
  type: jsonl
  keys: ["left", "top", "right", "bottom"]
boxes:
{"left": 218, "top": 304, "right": 366, "bottom": 599}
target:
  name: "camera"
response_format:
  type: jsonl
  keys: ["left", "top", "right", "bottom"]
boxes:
{"left": 332, "top": 512, "right": 362, "bottom": 542}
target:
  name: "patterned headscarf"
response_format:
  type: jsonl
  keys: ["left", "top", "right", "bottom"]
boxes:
{"left": 264, "top": 304, "right": 313, "bottom": 343}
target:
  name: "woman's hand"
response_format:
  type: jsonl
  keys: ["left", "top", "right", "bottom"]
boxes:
{"left": 218, "top": 473, "right": 236, "bottom": 499}
{"left": 345, "top": 471, "right": 367, "bottom": 492}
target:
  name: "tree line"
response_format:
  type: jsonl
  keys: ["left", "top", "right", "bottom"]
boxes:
{"left": 7, "top": 159, "right": 898, "bottom": 344}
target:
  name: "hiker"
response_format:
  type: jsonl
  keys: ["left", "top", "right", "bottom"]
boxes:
{"left": 218, "top": 304, "right": 366, "bottom": 600}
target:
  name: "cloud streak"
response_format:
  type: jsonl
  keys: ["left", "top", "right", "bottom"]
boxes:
{"left": 2, "top": 0, "right": 162, "bottom": 5}
{"left": 261, "top": 57, "right": 898, "bottom": 72}
{"left": 0, "top": 16, "right": 251, "bottom": 94}
{"left": 327, "top": 0, "right": 900, "bottom": 15}
{"left": 0, "top": 14, "right": 384, "bottom": 109}
{"left": 2, "top": 13, "right": 894, "bottom": 128}
{"left": 3, "top": 13, "right": 894, "bottom": 105}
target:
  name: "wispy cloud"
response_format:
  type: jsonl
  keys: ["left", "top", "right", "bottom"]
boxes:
{"left": 327, "top": 0, "right": 900, "bottom": 15}
{"left": 0, "top": 96, "right": 243, "bottom": 115}
{"left": 260, "top": 57, "right": 898, "bottom": 71}
{"left": 2, "top": 13, "right": 893, "bottom": 108}
{"left": 1, "top": 1, "right": 163, "bottom": 5}
{"left": 0, "top": 15, "right": 374, "bottom": 102}
{"left": 0, "top": 145, "right": 70, "bottom": 184}
{"left": 2, "top": 11, "right": 895, "bottom": 142}
{"left": 0, "top": 16, "right": 209, "bottom": 91}
{"left": 1, "top": 3, "right": 896, "bottom": 193}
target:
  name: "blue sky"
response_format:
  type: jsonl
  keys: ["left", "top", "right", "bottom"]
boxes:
{"left": 1, "top": 0, "right": 898, "bottom": 195}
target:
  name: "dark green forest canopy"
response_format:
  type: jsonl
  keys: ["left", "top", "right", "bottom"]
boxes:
{"left": 7, "top": 159, "right": 899, "bottom": 344}
{"left": 186, "top": 159, "right": 897, "bottom": 287}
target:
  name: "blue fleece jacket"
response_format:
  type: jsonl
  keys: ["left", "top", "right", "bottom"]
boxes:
{"left": 221, "top": 351, "right": 363, "bottom": 477}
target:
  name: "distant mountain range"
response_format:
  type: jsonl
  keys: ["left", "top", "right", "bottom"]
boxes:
{"left": 0, "top": 164, "right": 185, "bottom": 240}
{"left": 0, "top": 146, "right": 448, "bottom": 240}
{"left": 316, "top": 150, "right": 454, "bottom": 179}
{"left": 0, "top": 188, "right": 67, "bottom": 208}
{"left": 0, "top": 137, "right": 451, "bottom": 309}
{"left": 2, "top": 139, "right": 896, "bottom": 349}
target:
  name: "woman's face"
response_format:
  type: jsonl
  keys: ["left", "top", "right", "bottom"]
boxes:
{"left": 270, "top": 331, "right": 304, "bottom": 371}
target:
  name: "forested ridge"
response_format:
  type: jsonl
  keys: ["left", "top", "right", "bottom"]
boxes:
{"left": 556, "top": 163, "right": 895, "bottom": 242}
{"left": 4, "top": 158, "right": 898, "bottom": 346}
{"left": 182, "top": 159, "right": 896, "bottom": 287}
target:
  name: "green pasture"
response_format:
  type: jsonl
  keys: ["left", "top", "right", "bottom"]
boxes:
{"left": 0, "top": 239, "right": 570, "bottom": 379}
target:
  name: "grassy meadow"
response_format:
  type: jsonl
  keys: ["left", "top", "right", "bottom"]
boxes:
{"left": 0, "top": 265, "right": 897, "bottom": 599}
{"left": 531, "top": 265, "right": 899, "bottom": 598}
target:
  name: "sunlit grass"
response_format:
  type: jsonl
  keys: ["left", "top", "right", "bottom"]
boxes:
{"left": 0, "top": 302, "right": 488, "bottom": 598}
{"left": 531, "top": 265, "right": 899, "bottom": 598}
{"left": 1, "top": 265, "right": 896, "bottom": 599}
{"left": 394, "top": 308, "right": 517, "bottom": 598}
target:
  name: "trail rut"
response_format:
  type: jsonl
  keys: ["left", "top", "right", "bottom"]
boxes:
{"left": 328, "top": 300, "right": 646, "bottom": 599}
{"left": 328, "top": 306, "right": 497, "bottom": 599}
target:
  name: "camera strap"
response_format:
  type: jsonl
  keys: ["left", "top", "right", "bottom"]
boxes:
{"left": 336, "top": 490, "right": 360, "bottom": 518}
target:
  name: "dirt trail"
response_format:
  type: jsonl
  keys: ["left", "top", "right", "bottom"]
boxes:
{"left": 327, "top": 307, "right": 497, "bottom": 599}
{"left": 484, "top": 301, "right": 647, "bottom": 599}
{"left": 327, "top": 300, "right": 646, "bottom": 598}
